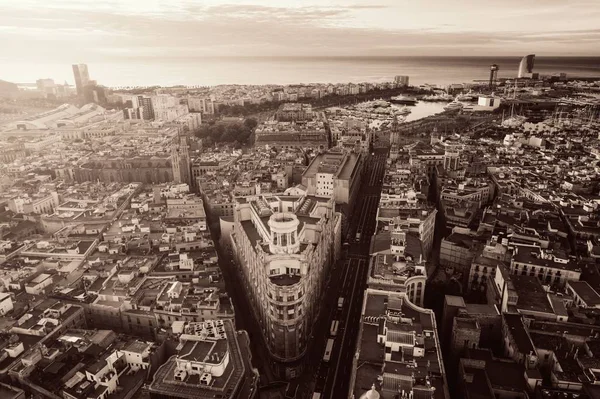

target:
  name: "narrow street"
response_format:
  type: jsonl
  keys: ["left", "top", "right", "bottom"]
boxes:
{"left": 214, "top": 148, "right": 388, "bottom": 398}
{"left": 309, "top": 149, "right": 388, "bottom": 399}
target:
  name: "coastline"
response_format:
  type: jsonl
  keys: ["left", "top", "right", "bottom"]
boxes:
{"left": 7, "top": 56, "right": 600, "bottom": 88}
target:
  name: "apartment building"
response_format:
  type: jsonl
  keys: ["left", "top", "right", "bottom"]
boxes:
{"left": 229, "top": 194, "right": 341, "bottom": 378}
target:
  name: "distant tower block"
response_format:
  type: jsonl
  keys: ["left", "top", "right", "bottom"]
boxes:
{"left": 489, "top": 64, "right": 499, "bottom": 89}
{"left": 518, "top": 54, "right": 535, "bottom": 78}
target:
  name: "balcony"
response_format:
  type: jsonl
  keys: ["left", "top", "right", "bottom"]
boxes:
{"left": 269, "top": 274, "right": 301, "bottom": 286}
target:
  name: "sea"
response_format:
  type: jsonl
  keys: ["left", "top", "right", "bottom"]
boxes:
{"left": 77, "top": 56, "right": 600, "bottom": 88}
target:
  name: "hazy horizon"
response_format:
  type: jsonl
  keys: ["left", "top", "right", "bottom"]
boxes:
{"left": 2, "top": 0, "right": 599, "bottom": 85}
{"left": 5, "top": 55, "right": 599, "bottom": 88}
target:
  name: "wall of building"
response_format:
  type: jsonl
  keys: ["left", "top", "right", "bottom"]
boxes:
{"left": 70, "top": 159, "right": 174, "bottom": 184}
{"left": 229, "top": 198, "right": 340, "bottom": 379}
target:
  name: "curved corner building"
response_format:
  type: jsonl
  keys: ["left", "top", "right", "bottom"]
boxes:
{"left": 517, "top": 54, "right": 535, "bottom": 78}
{"left": 230, "top": 194, "right": 342, "bottom": 378}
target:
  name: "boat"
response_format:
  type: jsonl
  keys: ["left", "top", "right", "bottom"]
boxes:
{"left": 390, "top": 95, "right": 418, "bottom": 105}
{"left": 444, "top": 100, "right": 464, "bottom": 111}
{"left": 422, "top": 93, "right": 453, "bottom": 102}
{"left": 455, "top": 90, "right": 478, "bottom": 102}
{"left": 394, "top": 105, "right": 412, "bottom": 116}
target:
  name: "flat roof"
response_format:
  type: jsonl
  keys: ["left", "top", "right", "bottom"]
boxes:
{"left": 513, "top": 245, "right": 579, "bottom": 272}
{"left": 148, "top": 320, "right": 253, "bottom": 399}
{"left": 485, "top": 359, "right": 527, "bottom": 392}
{"left": 355, "top": 290, "right": 445, "bottom": 397}
{"left": 179, "top": 340, "right": 215, "bottom": 363}
{"left": 568, "top": 281, "right": 600, "bottom": 307}
{"left": 0, "top": 385, "right": 23, "bottom": 399}
{"left": 445, "top": 295, "right": 466, "bottom": 308}
{"left": 302, "top": 151, "right": 360, "bottom": 181}
{"left": 337, "top": 153, "right": 360, "bottom": 181}
{"left": 504, "top": 313, "right": 535, "bottom": 355}
{"left": 462, "top": 366, "right": 493, "bottom": 397}
{"left": 455, "top": 317, "right": 479, "bottom": 330}
{"left": 512, "top": 275, "right": 554, "bottom": 314}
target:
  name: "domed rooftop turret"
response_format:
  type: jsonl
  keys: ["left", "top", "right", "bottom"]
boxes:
{"left": 359, "top": 384, "right": 380, "bottom": 399}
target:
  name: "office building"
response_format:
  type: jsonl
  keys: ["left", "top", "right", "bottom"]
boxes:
{"left": 517, "top": 54, "right": 536, "bottom": 79}
{"left": 229, "top": 194, "right": 342, "bottom": 378}
{"left": 153, "top": 94, "right": 189, "bottom": 121}
{"left": 138, "top": 96, "right": 155, "bottom": 120}
{"left": 187, "top": 97, "right": 216, "bottom": 114}
{"left": 72, "top": 64, "right": 90, "bottom": 96}
{"left": 121, "top": 95, "right": 154, "bottom": 120}
{"left": 394, "top": 75, "right": 410, "bottom": 87}
{"left": 301, "top": 149, "right": 364, "bottom": 206}
{"left": 122, "top": 95, "right": 188, "bottom": 121}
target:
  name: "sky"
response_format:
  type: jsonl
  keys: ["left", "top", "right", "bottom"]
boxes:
{"left": 1, "top": 0, "right": 599, "bottom": 84}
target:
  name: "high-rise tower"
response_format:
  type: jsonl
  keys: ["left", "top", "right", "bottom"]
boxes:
{"left": 517, "top": 54, "right": 535, "bottom": 78}
{"left": 72, "top": 64, "right": 90, "bottom": 96}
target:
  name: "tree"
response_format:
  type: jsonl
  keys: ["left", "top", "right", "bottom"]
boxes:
{"left": 244, "top": 117, "right": 258, "bottom": 130}
{"left": 203, "top": 136, "right": 214, "bottom": 147}
{"left": 192, "top": 116, "right": 258, "bottom": 146}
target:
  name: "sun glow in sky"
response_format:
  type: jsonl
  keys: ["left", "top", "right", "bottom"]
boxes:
{"left": 1, "top": 0, "right": 599, "bottom": 83}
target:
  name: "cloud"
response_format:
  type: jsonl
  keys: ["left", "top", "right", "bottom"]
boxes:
{"left": 344, "top": 4, "right": 390, "bottom": 9}
{"left": 0, "top": 0, "right": 599, "bottom": 67}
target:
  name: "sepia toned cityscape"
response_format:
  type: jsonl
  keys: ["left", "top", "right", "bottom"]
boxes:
{"left": 1, "top": 2, "right": 600, "bottom": 399}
